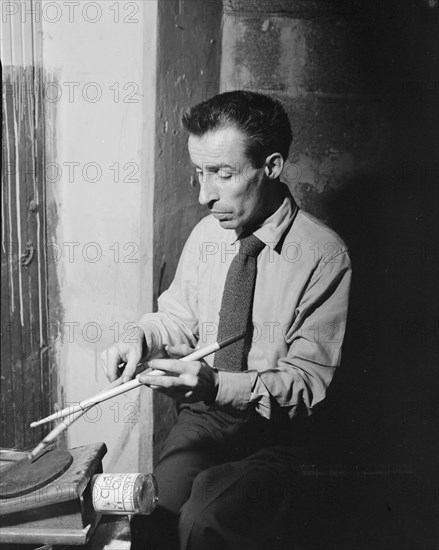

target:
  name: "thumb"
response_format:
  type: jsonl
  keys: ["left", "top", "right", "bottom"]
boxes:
{"left": 165, "top": 344, "right": 194, "bottom": 359}
{"left": 121, "top": 351, "right": 139, "bottom": 383}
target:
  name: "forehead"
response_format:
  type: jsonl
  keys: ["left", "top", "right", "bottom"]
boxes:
{"left": 188, "top": 126, "right": 250, "bottom": 166}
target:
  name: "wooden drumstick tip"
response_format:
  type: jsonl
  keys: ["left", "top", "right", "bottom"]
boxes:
{"left": 28, "top": 442, "right": 47, "bottom": 462}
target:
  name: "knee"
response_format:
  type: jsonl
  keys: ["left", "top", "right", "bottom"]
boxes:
{"left": 179, "top": 471, "right": 223, "bottom": 550}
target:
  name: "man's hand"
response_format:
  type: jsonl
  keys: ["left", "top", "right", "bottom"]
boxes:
{"left": 100, "top": 326, "right": 147, "bottom": 383}
{"left": 137, "top": 344, "right": 219, "bottom": 403}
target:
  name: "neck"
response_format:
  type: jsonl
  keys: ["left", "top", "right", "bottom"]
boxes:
{"left": 239, "top": 179, "right": 287, "bottom": 237}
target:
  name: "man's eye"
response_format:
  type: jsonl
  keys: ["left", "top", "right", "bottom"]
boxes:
{"left": 218, "top": 173, "right": 232, "bottom": 180}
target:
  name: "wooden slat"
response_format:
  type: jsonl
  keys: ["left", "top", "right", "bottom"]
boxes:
{"left": 1, "top": 2, "right": 51, "bottom": 449}
{"left": 2, "top": 67, "right": 21, "bottom": 446}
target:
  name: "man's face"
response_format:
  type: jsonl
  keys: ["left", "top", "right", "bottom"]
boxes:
{"left": 188, "top": 126, "right": 269, "bottom": 233}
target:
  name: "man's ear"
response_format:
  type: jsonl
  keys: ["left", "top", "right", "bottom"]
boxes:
{"left": 264, "top": 153, "right": 284, "bottom": 179}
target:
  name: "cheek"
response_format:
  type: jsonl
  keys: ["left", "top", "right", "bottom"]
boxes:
{"left": 228, "top": 189, "right": 250, "bottom": 214}
{"left": 240, "top": 174, "right": 263, "bottom": 205}
{"left": 219, "top": 183, "right": 243, "bottom": 207}
{"left": 232, "top": 192, "right": 258, "bottom": 221}
{"left": 222, "top": 170, "right": 261, "bottom": 213}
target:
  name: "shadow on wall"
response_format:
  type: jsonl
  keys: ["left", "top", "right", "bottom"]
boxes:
{"left": 290, "top": 164, "right": 438, "bottom": 550}
{"left": 309, "top": 153, "right": 437, "bottom": 475}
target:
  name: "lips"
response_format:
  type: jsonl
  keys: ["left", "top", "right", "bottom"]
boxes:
{"left": 211, "top": 211, "right": 232, "bottom": 220}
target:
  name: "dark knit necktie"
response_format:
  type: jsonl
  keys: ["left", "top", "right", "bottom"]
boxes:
{"left": 214, "top": 234, "right": 266, "bottom": 372}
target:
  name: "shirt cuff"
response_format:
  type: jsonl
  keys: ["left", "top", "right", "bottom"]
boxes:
{"left": 215, "top": 371, "right": 252, "bottom": 410}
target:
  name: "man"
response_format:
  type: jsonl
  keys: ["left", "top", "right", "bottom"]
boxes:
{"left": 101, "top": 91, "right": 351, "bottom": 550}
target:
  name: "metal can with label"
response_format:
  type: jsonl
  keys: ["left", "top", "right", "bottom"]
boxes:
{"left": 91, "top": 473, "right": 158, "bottom": 515}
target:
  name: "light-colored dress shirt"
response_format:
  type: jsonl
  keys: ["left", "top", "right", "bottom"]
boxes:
{"left": 138, "top": 185, "right": 352, "bottom": 420}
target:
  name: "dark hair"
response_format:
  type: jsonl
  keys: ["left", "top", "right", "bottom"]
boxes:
{"left": 182, "top": 91, "right": 292, "bottom": 168}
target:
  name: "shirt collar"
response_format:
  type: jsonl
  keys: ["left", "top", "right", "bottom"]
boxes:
{"left": 232, "top": 183, "right": 298, "bottom": 251}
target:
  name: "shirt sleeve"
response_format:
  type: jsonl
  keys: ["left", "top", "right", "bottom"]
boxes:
{"left": 215, "top": 250, "right": 352, "bottom": 420}
{"left": 137, "top": 224, "right": 201, "bottom": 358}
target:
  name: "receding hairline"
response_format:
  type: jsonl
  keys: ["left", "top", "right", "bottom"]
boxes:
{"left": 187, "top": 122, "right": 249, "bottom": 142}
{"left": 187, "top": 122, "right": 282, "bottom": 167}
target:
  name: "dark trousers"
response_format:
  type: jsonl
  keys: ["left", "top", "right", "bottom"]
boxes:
{"left": 131, "top": 402, "right": 310, "bottom": 550}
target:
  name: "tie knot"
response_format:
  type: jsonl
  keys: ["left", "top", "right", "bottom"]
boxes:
{"left": 238, "top": 234, "right": 265, "bottom": 257}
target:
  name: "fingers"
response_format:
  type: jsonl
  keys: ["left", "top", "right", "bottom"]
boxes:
{"left": 165, "top": 344, "right": 194, "bottom": 359}
{"left": 137, "top": 360, "right": 198, "bottom": 388}
{"left": 122, "top": 351, "right": 140, "bottom": 383}
{"left": 147, "top": 359, "right": 196, "bottom": 375}
{"left": 100, "top": 347, "right": 123, "bottom": 382}
{"left": 100, "top": 346, "right": 142, "bottom": 383}
{"left": 137, "top": 374, "right": 186, "bottom": 388}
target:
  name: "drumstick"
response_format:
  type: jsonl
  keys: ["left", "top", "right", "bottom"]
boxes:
{"left": 30, "top": 333, "right": 245, "bottom": 428}
{"left": 28, "top": 356, "right": 154, "bottom": 460}
{"left": 28, "top": 360, "right": 151, "bottom": 460}
{"left": 28, "top": 376, "right": 125, "bottom": 461}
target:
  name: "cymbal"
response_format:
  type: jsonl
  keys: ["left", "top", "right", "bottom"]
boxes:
{"left": 0, "top": 449, "right": 73, "bottom": 499}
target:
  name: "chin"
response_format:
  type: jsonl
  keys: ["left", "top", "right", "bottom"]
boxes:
{"left": 218, "top": 219, "right": 239, "bottom": 230}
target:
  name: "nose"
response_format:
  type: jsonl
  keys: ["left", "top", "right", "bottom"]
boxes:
{"left": 198, "top": 174, "right": 219, "bottom": 206}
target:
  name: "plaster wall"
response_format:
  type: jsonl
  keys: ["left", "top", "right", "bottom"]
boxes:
{"left": 42, "top": 0, "right": 158, "bottom": 471}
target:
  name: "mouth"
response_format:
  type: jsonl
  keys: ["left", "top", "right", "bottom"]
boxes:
{"left": 211, "top": 211, "right": 232, "bottom": 220}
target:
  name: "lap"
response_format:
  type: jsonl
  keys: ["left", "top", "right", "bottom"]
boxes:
{"left": 153, "top": 402, "right": 249, "bottom": 512}
{"left": 179, "top": 445, "right": 304, "bottom": 550}
{"left": 133, "top": 403, "right": 309, "bottom": 550}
